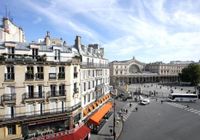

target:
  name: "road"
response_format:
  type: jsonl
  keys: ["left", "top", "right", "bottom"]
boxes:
{"left": 118, "top": 99, "right": 200, "bottom": 140}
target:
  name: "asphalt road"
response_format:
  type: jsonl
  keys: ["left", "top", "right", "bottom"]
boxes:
{"left": 118, "top": 99, "right": 200, "bottom": 140}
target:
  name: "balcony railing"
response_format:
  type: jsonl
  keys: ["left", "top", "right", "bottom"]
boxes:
{"left": 74, "top": 72, "right": 78, "bottom": 78}
{"left": 4, "top": 73, "right": 15, "bottom": 81}
{"left": 0, "top": 102, "right": 81, "bottom": 122}
{"left": 0, "top": 54, "right": 46, "bottom": 62}
{"left": 58, "top": 73, "right": 65, "bottom": 79}
{"left": 1, "top": 93, "right": 16, "bottom": 103}
{"left": 35, "top": 73, "right": 44, "bottom": 80}
{"left": 22, "top": 92, "right": 45, "bottom": 100}
{"left": 49, "top": 73, "right": 57, "bottom": 80}
{"left": 47, "top": 90, "right": 66, "bottom": 98}
{"left": 25, "top": 73, "right": 34, "bottom": 80}
{"left": 81, "top": 62, "right": 109, "bottom": 68}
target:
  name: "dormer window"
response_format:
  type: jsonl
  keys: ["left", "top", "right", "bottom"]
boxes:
{"left": 8, "top": 47, "right": 15, "bottom": 58}
{"left": 55, "top": 49, "right": 60, "bottom": 61}
{"left": 32, "top": 48, "right": 38, "bottom": 59}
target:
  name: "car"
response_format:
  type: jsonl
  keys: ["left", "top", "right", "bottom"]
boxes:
{"left": 140, "top": 99, "right": 150, "bottom": 105}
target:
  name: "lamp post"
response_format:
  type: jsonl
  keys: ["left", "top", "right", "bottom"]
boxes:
{"left": 113, "top": 95, "right": 116, "bottom": 140}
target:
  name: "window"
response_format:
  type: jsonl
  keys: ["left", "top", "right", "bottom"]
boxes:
{"left": 93, "top": 81, "right": 95, "bottom": 88}
{"left": 55, "top": 49, "right": 61, "bottom": 60}
{"left": 88, "top": 81, "right": 90, "bottom": 89}
{"left": 28, "top": 85, "right": 34, "bottom": 98}
{"left": 7, "top": 125, "right": 16, "bottom": 135}
{"left": 84, "top": 95, "right": 86, "bottom": 104}
{"left": 84, "top": 83, "right": 86, "bottom": 91}
{"left": 49, "top": 67, "right": 56, "bottom": 79}
{"left": 5, "top": 66, "right": 14, "bottom": 80}
{"left": 59, "top": 84, "right": 65, "bottom": 96}
{"left": 8, "top": 47, "right": 15, "bottom": 58}
{"left": 74, "top": 67, "right": 78, "bottom": 78}
{"left": 50, "top": 85, "right": 57, "bottom": 97}
{"left": 88, "top": 94, "right": 90, "bottom": 102}
{"left": 26, "top": 66, "right": 34, "bottom": 80}
{"left": 74, "top": 83, "right": 78, "bottom": 93}
{"left": 36, "top": 66, "right": 44, "bottom": 80}
{"left": 93, "top": 70, "right": 95, "bottom": 77}
{"left": 32, "top": 48, "right": 38, "bottom": 59}
{"left": 58, "top": 66, "right": 65, "bottom": 79}
{"left": 38, "top": 85, "right": 43, "bottom": 98}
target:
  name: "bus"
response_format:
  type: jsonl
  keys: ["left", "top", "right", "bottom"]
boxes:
{"left": 168, "top": 93, "right": 198, "bottom": 102}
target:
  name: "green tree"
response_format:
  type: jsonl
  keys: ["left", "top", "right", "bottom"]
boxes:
{"left": 179, "top": 64, "right": 200, "bottom": 86}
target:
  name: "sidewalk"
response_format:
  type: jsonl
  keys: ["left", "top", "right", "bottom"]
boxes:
{"left": 91, "top": 101, "right": 137, "bottom": 140}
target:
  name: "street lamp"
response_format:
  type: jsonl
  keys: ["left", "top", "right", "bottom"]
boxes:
{"left": 113, "top": 90, "right": 116, "bottom": 140}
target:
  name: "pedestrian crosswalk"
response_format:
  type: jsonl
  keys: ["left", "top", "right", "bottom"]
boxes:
{"left": 119, "top": 103, "right": 137, "bottom": 122}
{"left": 166, "top": 102, "right": 200, "bottom": 116}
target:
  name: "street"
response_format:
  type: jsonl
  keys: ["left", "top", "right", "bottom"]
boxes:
{"left": 118, "top": 97, "right": 200, "bottom": 140}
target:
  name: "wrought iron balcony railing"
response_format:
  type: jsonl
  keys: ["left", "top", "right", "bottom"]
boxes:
{"left": 1, "top": 93, "right": 16, "bottom": 103}
{"left": 81, "top": 62, "right": 109, "bottom": 68}
{"left": 0, "top": 102, "right": 81, "bottom": 121}
{"left": 22, "top": 92, "right": 45, "bottom": 100}
{"left": 0, "top": 54, "right": 47, "bottom": 62}
{"left": 47, "top": 90, "right": 66, "bottom": 97}
{"left": 25, "top": 73, "right": 34, "bottom": 80}
{"left": 35, "top": 73, "right": 44, "bottom": 80}
{"left": 58, "top": 73, "right": 65, "bottom": 79}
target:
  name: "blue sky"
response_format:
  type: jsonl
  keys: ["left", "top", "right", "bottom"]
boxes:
{"left": 0, "top": 0, "right": 200, "bottom": 63}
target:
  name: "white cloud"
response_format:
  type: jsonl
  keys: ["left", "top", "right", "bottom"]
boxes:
{"left": 19, "top": 0, "right": 200, "bottom": 62}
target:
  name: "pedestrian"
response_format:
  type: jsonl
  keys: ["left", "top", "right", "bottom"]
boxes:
{"left": 125, "top": 109, "right": 128, "bottom": 114}
{"left": 129, "top": 103, "right": 132, "bottom": 107}
{"left": 135, "top": 107, "right": 138, "bottom": 111}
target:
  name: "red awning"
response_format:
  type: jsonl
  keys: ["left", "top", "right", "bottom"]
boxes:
{"left": 57, "top": 125, "right": 91, "bottom": 140}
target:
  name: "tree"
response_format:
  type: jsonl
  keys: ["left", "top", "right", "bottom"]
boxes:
{"left": 179, "top": 64, "right": 200, "bottom": 86}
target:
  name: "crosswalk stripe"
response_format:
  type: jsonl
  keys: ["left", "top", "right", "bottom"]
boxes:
{"left": 166, "top": 102, "right": 200, "bottom": 117}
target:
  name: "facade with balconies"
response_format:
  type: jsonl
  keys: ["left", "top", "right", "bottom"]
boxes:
{"left": 0, "top": 18, "right": 83, "bottom": 139}
{"left": 74, "top": 36, "right": 112, "bottom": 133}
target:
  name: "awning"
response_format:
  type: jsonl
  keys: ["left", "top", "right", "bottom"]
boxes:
{"left": 57, "top": 125, "right": 91, "bottom": 140}
{"left": 83, "top": 108, "right": 88, "bottom": 116}
{"left": 89, "top": 102, "right": 113, "bottom": 125}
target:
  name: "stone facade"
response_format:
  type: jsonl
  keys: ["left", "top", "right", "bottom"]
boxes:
{"left": 110, "top": 57, "right": 192, "bottom": 86}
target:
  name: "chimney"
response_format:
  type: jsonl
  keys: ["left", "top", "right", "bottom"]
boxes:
{"left": 45, "top": 31, "right": 51, "bottom": 46}
{"left": 75, "top": 36, "right": 81, "bottom": 51}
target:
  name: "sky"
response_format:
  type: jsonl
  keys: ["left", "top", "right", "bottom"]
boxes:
{"left": 0, "top": 0, "right": 200, "bottom": 63}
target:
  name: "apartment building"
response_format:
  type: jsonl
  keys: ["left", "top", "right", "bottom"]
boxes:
{"left": 0, "top": 18, "right": 90, "bottom": 140}
{"left": 74, "top": 37, "right": 112, "bottom": 133}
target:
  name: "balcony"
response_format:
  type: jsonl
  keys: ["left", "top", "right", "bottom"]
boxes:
{"left": 0, "top": 102, "right": 81, "bottom": 125}
{"left": 49, "top": 73, "right": 57, "bottom": 80}
{"left": 0, "top": 54, "right": 47, "bottom": 63}
{"left": 25, "top": 73, "right": 34, "bottom": 80}
{"left": 22, "top": 92, "right": 45, "bottom": 101}
{"left": 4, "top": 73, "right": 15, "bottom": 81}
{"left": 47, "top": 90, "right": 66, "bottom": 99}
{"left": 74, "top": 72, "right": 78, "bottom": 78}
{"left": 58, "top": 73, "right": 65, "bottom": 79}
{"left": 35, "top": 73, "right": 44, "bottom": 80}
{"left": 1, "top": 93, "right": 16, "bottom": 104}
{"left": 81, "top": 62, "right": 109, "bottom": 68}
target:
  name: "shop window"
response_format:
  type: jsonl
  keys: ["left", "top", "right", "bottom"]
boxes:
{"left": 8, "top": 125, "right": 16, "bottom": 135}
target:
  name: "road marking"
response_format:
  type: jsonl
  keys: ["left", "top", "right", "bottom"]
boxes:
{"left": 166, "top": 102, "right": 200, "bottom": 117}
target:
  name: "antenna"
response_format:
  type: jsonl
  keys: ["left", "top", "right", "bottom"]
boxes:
{"left": 5, "top": 5, "right": 8, "bottom": 18}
